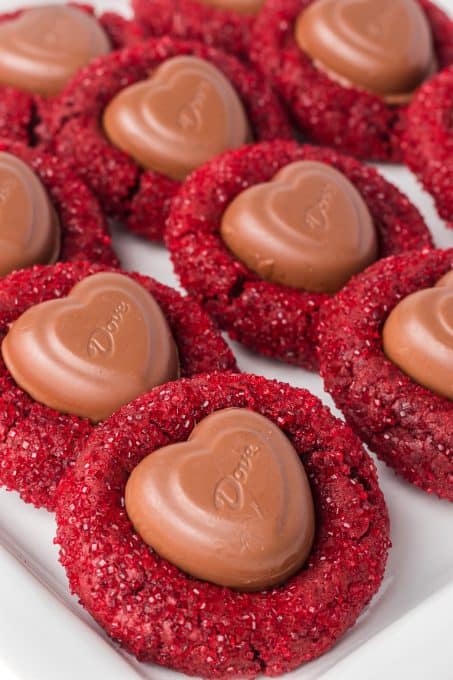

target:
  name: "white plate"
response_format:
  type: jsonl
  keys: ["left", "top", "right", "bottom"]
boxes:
{"left": 0, "top": 1, "right": 452, "bottom": 678}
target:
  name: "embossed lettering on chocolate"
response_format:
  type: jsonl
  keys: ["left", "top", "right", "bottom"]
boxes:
{"left": 125, "top": 408, "right": 315, "bottom": 591}
{"left": 103, "top": 56, "right": 249, "bottom": 180}
{"left": 1, "top": 272, "right": 180, "bottom": 421}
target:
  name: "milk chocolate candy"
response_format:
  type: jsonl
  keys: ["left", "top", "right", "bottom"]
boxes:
{"left": 383, "top": 273, "right": 453, "bottom": 400}
{"left": 1, "top": 273, "right": 180, "bottom": 422}
{"left": 295, "top": 0, "right": 435, "bottom": 104}
{"left": 436, "top": 271, "right": 453, "bottom": 288}
{"left": 220, "top": 160, "right": 377, "bottom": 294}
{"left": 0, "top": 152, "right": 60, "bottom": 277}
{"left": 0, "top": 5, "right": 110, "bottom": 97}
{"left": 125, "top": 408, "right": 315, "bottom": 591}
{"left": 103, "top": 56, "right": 249, "bottom": 181}
{"left": 199, "top": 0, "right": 264, "bottom": 15}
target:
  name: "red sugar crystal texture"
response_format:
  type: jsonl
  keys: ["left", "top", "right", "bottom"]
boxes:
{"left": 0, "top": 87, "right": 37, "bottom": 145}
{"left": 0, "top": 262, "right": 237, "bottom": 512}
{"left": 0, "top": 140, "right": 118, "bottom": 267}
{"left": 250, "top": 0, "right": 453, "bottom": 161}
{"left": 43, "top": 37, "right": 292, "bottom": 242}
{"left": 0, "top": 4, "right": 143, "bottom": 146}
{"left": 132, "top": 0, "right": 254, "bottom": 61}
{"left": 166, "top": 140, "right": 433, "bottom": 370}
{"left": 55, "top": 372, "right": 390, "bottom": 678}
{"left": 318, "top": 249, "right": 453, "bottom": 502}
{"left": 403, "top": 65, "right": 453, "bottom": 229}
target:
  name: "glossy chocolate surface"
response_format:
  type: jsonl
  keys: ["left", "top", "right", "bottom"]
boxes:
{"left": 295, "top": 0, "right": 435, "bottom": 103}
{"left": 125, "top": 408, "right": 315, "bottom": 591}
{"left": 220, "top": 160, "right": 377, "bottom": 293}
{"left": 199, "top": 0, "right": 264, "bottom": 15}
{"left": 0, "top": 5, "right": 110, "bottom": 96}
{"left": 0, "top": 152, "right": 60, "bottom": 277}
{"left": 103, "top": 56, "right": 249, "bottom": 180}
{"left": 383, "top": 273, "right": 453, "bottom": 400}
{"left": 1, "top": 273, "right": 180, "bottom": 421}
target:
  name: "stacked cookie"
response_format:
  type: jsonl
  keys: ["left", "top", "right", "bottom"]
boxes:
{"left": 0, "top": 1, "right": 451, "bottom": 679}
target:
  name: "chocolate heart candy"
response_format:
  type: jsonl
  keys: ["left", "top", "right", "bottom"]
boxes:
{"left": 1, "top": 272, "right": 180, "bottom": 422}
{"left": 0, "top": 5, "right": 110, "bottom": 97}
{"left": 199, "top": 0, "right": 263, "bottom": 15}
{"left": 103, "top": 56, "right": 249, "bottom": 181}
{"left": 125, "top": 407, "right": 315, "bottom": 591}
{"left": 295, "top": 0, "right": 435, "bottom": 103}
{"left": 383, "top": 273, "right": 453, "bottom": 400}
{"left": 220, "top": 160, "right": 377, "bottom": 293}
{"left": 0, "top": 152, "right": 60, "bottom": 277}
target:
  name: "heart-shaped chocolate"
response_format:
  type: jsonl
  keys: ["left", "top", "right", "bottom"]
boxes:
{"left": 220, "top": 160, "right": 377, "bottom": 293}
{"left": 1, "top": 272, "right": 180, "bottom": 422}
{"left": 103, "top": 56, "right": 249, "bottom": 181}
{"left": 0, "top": 5, "right": 110, "bottom": 96}
{"left": 0, "top": 152, "right": 60, "bottom": 277}
{"left": 383, "top": 272, "right": 453, "bottom": 400}
{"left": 295, "top": 0, "right": 434, "bottom": 102}
{"left": 125, "top": 408, "right": 315, "bottom": 591}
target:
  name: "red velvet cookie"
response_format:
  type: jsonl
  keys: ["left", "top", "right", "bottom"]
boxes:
{"left": 132, "top": 0, "right": 254, "bottom": 61}
{"left": 0, "top": 4, "right": 143, "bottom": 50}
{"left": 0, "top": 140, "right": 117, "bottom": 269}
{"left": 44, "top": 38, "right": 292, "bottom": 242}
{"left": 318, "top": 248, "right": 453, "bottom": 501}
{"left": 0, "top": 262, "right": 237, "bottom": 511}
{"left": 55, "top": 371, "right": 390, "bottom": 678}
{"left": 0, "top": 3, "right": 143, "bottom": 145}
{"left": 166, "top": 140, "right": 433, "bottom": 370}
{"left": 251, "top": 0, "right": 453, "bottom": 162}
{"left": 403, "top": 65, "right": 453, "bottom": 229}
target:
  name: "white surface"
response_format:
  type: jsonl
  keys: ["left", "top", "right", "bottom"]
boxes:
{"left": 0, "top": 0, "right": 452, "bottom": 679}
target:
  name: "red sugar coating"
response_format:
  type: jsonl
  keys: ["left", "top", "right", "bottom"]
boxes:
{"left": 251, "top": 0, "right": 453, "bottom": 162}
{"left": 44, "top": 37, "right": 292, "bottom": 241}
{"left": 0, "top": 4, "right": 142, "bottom": 147}
{"left": 55, "top": 372, "right": 390, "bottom": 678}
{"left": 0, "top": 139, "right": 117, "bottom": 267}
{"left": 166, "top": 140, "right": 433, "bottom": 370}
{"left": 98, "top": 11, "right": 145, "bottom": 49}
{"left": 132, "top": 0, "right": 253, "bottom": 61}
{"left": 403, "top": 66, "right": 453, "bottom": 229}
{"left": 0, "top": 262, "right": 237, "bottom": 511}
{"left": 0, "top": 87, "right": 37, "bottom": 145}
{"left": 318, "top": 249, "right": 453, "bottom": 501}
